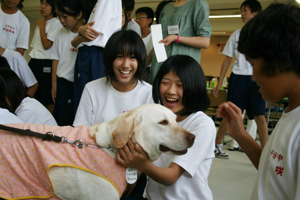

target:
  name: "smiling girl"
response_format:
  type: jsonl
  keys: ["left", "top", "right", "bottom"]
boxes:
{"left": 117, "top": 55, "right": 216, "bottom": 200}
{"left": 73, "top": 29, "right": 153, "bottom": 127}
{"left": 28, "top": 0, "right": 62, "bottom": 113}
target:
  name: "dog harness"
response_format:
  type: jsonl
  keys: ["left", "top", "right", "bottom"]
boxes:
{"left": 0, "top": 123, "right": 127, "bottom": 199}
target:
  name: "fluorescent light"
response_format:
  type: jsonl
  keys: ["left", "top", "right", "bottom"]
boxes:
{"left": 209, "top": 15, "right": 241, "bottom": 18}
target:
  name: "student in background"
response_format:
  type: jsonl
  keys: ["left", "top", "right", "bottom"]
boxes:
{"left": 0, "top": 50, "right": 38, "bottom": 98}
{"left": 135, "top": 7, "right": 154, "bottom": 56}
{"left": 117, "top": 55, "right": 216, "bottom": 200}
{"left": 73, "top": 30, "right": 152, "bottom": 127}
{"left": 213, "top": 0, "right": 267, "bottom": 159}
{"left": 0, "top": 68, "right": 57, "bottom": 126}
{"left": 71, "top": 0, "right": 122, "bottom": 114}
{"left": 0, "top": 0, "right": 29, "bottom": 55}
{"left": 155, "top": 0, "right": 174, "bottom": 24}
{"left": 216, "top": 4, "right": 300, "bottom": 199}
{"left": 123, "top": 0, "right": 141, "bottom": 36}
{"left": 122, "top": 3, "right": 128, "bottom": 30}
{"left": 28, "top": 0, "right": 62, "bottom": 114}
{"left": 50, "top": 0, "right": 86, "bottom": 126}
{"left": 0, "top": 74, "right": 23, "bottom": 124}
{"left": 149, "top": 0, "right": 212, "bottom": 84}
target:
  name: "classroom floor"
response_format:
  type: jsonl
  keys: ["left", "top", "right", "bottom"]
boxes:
{"left": 208, "top": 134, "right": 258, "bottom": 200}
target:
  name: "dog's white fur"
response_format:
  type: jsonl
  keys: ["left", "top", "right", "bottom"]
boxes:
{"left": 14, "top": 104, "right": 194, "bottom": 200}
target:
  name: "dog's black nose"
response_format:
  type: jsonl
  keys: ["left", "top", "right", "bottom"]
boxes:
{"left": 187, "top": 133, "right": 195, "bottom": 145}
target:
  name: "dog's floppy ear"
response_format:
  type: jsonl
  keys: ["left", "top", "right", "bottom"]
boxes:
{"left": 112, "top": 114, "right": 141, "bottom": 148}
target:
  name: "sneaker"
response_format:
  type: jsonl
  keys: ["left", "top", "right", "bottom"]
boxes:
{"left": 228, "top": 146, "right": 240, "bottom": 151}
{"left": 228, "top": 146, "right": 244, "bottom": 153}
{"left": 215, "top": 145, "right": 229, "bottom": 159}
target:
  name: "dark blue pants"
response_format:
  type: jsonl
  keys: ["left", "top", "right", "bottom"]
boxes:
{"left": 73, "top": 46, "right": 105, "bottom": 114}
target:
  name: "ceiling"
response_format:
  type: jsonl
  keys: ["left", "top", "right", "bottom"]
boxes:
{"left": 22, "top": 0, "right": 298, "bottom": 35}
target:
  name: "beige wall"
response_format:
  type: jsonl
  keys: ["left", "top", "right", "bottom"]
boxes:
{"left": 201, "top": 36, "right": 233, "bottom": 78}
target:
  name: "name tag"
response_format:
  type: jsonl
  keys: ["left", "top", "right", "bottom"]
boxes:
{"left": 126, "top": 168, "right": 137, "bottom": 184}
{"left": 168, "top": 25, "right": 179, "bottom": 35}
{"left": 43, "top": 67, "right": 51, "bottom": 73}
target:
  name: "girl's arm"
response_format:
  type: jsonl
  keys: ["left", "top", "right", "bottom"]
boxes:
{"left": 51, "top": 60, "right": 59, "bottom": 103}
{"left": 216, "top": 102, "right": 262, "bottom": 169}
{"left": 15, "top": 48, "right": 25, "bottom": 56}
{"left": 213, "top": 56, "right": 232, "bottom": 97}
{"left": 27, "top": 83, "right": 38, "bottom": 98}
{"left": 160, "top": 35, "right": 210, "bottom": 49}
{"left": 71, "top": 22, "right": 100, "bottom": 48}
{"left": 37, "top": 18, "right": 53, "bottom": 50}
{"left": 117, "top": 140, "right": 185, "bottom": 186}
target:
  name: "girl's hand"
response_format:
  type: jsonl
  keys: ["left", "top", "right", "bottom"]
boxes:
{"left": 213, "top": 83, "right": 222, "bottom": 97}
{"left": 78, "top": 22, "right": 100, "bottom": 41}
{"left": 216, "top": 102, "right": 247, "bottom": 140}
{"left": 159, "top": 35, "right": 177, "bottom": 46}
{"left": 116, "top": 139, "right": 149, "bottom": 170}
{"left": 36, "top": 18, "right": 47, "bottom": 27}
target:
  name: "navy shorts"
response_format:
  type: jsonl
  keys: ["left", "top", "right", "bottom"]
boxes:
{"left": 53, "top": 77, "right": 74, "bottom": 126}
{"left": 28, "top": 58, "right": 53, "bottom": 106}
{"left": 227, "top": 73, "right": 266, "bottom": 119}
{"left": 73, "top": 46, "right": 105, "bottom": 114}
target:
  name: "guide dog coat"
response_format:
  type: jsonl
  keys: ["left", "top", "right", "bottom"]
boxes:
{"left": 0, "top": 104, "right": 195, "bottom": 200}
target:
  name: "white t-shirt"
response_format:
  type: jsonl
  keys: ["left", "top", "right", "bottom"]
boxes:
{"left": 0, "top": 6, "right": 30, "bottom": 50}
{"left": 73, "top": 77, "right": 153, "bottom": 127}
{"left": 50, "top": 28, "right": 78, "bottom": 82}
{"left": 222, "top": 29, "right": 252, "bottom": 75}
{"left": 79, "top": 0, "right": 122, "bottom": 48}
{"left": 2, "top": 49, "right": 37, "bottom": 88}
{"left": 146, "top": 111, "right": 216, "bottom": 200}
{"left": 127, "top": 20, "right": 141, "bottom": 37}
{"left": 251, "top": 105, "right": 300, "bottom": 200}
{"left": 142, "top": 32, "right": 152, "bottom": 56}
{"left": 0, "top": 108, "right": 23, "bottom": 124}
{"left": 29, "top": 17, "right": 62, "bottom": 59}
{"left": 15, "top": 97, "right": 57, "bottom": 126}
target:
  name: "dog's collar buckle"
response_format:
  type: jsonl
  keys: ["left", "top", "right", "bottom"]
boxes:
{"left": 61, "top": 137, "right": 100, "bottom": 149}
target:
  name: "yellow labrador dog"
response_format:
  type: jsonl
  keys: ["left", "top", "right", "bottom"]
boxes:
{"left": 0, "top": 104, "right": 195, "bottom": 200}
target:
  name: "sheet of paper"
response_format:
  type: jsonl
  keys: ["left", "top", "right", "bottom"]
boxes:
{"left": 151, "top": 24, "right": 167, "bottom": 63}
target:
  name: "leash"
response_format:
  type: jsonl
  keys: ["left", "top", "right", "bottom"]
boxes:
{"left": 0, "top": 124, "right": 100, "bottom": 149}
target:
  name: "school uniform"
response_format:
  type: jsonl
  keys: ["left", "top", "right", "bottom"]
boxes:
{"left": 73, "top": 77, "right": 153, "bottom": 127}
{"left": 28, "top": 17, "right": 62, "bottom": 106}
{"left": 223, "top": 29, "right": 266, "bottom": 118}
{"left": 2, "top": 48, "right": 37, "bottom": 88}
{"left": 146, "top": 112, "right": 216, "bottom": 200}
{"left": 0, "top": 6, "right": 30, "bottom": 50}
{"left": 73, "top": 0, "right": 122, "bottom": 113}
{"left": 15, "top": 97, "right": 57, "bottom": 126}
{"left": 251, "top": 106, "right": 300, "bottom": 200}
{"left": 0, "top": 108, "right": 23, "bottom": 124}
{"left": 50, "top": 27, "right": 78, "bottom": 126}
{"left": 127, "top": 20, "right": 141, "bottom": 36}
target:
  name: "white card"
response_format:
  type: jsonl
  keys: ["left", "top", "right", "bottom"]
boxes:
{"left": 151, "top": 24, "right": 167, "bottom": 63}
{"left": 126, "top": 168, "right": 138, "bottom": 184}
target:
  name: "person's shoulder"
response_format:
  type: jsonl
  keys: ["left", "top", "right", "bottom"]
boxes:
{"left": 189, "top": 111, "right": 215, "bottom": 125}
{"left": 193, "top": 0, "right": 209, "bottom": 7}
{"left": 86, "top": 77, "right": 107, "bottom": 89}
{"left": 17, "top": 10, "right": 29, "bottom": 23}
{"left": 48, "top": 17, "right": 62, "bottom": 27}
{"left": 140, "top": 80, "right": 152, "bottom": 88}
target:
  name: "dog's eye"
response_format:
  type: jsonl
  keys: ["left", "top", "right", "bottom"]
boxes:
{"left": 159, "top": 120, "right": 168, "bottom": 125}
